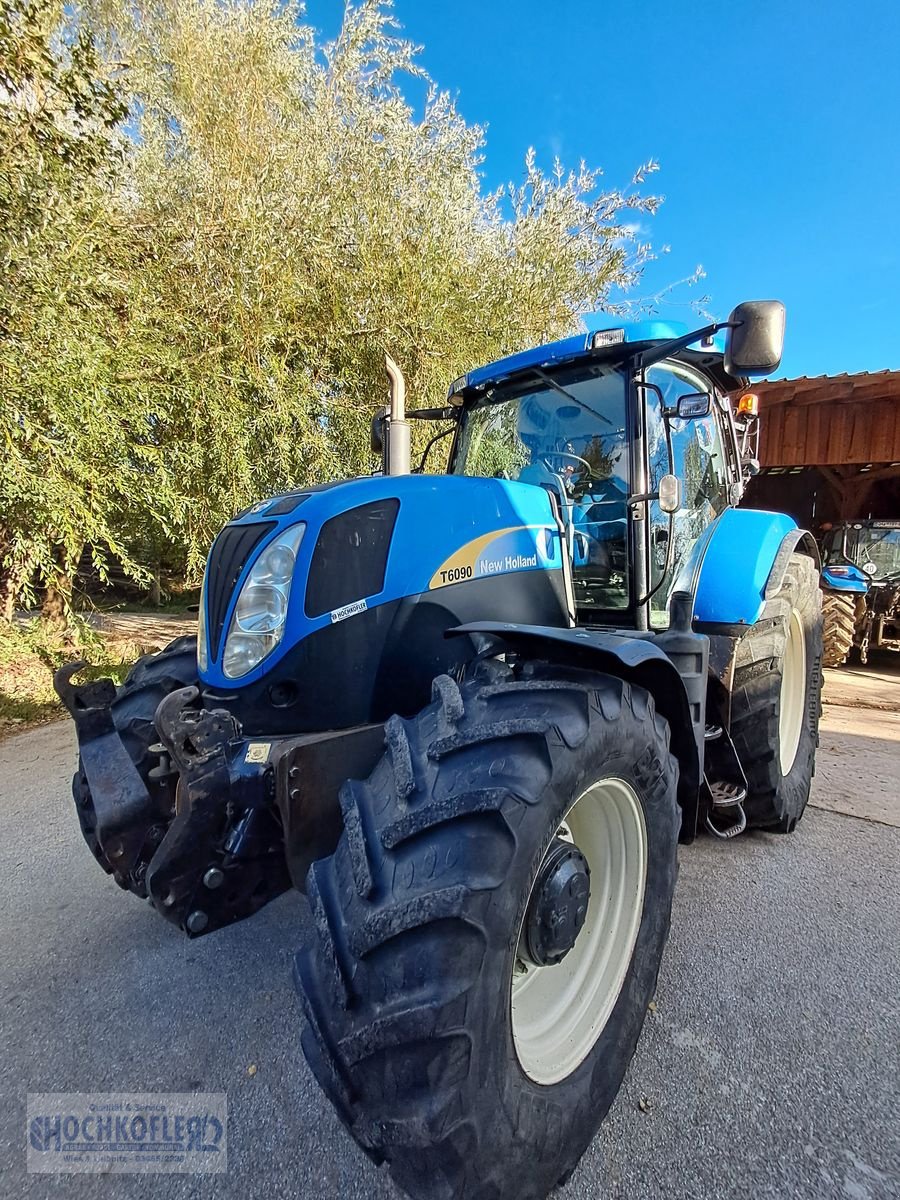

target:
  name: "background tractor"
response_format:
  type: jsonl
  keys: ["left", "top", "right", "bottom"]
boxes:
{"left": 56, "top": 300, "right": 823, "bottom": 1200}
{"left": 820, "top": 519, "right": 900, "bottom": 665}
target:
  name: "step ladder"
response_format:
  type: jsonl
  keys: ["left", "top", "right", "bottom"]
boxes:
{"left": 703, "top": 725, "right": 748, "bottom": 840}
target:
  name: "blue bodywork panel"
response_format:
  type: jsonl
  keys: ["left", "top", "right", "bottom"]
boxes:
{"left": 821, "top": 564, "right": 869, "bottom": 594}
{"left": 200, "top": 474, "right": 560, "bottom": 689}
{"left": 455, "top": 318, "right": 727, "bottom": 394}
{"left": 680, "top": 508, "right": 800, "bottom": 625}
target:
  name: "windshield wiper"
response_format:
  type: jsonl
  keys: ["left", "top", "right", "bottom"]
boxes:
{"left": 860, "top": 532, "right": 891, "bottom": 555}
{"left": 527, "top": 368, "right": 613, "bottom": 426}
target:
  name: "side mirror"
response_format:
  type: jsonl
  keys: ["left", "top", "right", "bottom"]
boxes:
{"left": 673, "top": 392, "right": 712, "bottom": 419}
{"left": 371, "top": 412, "right": 386, "bottom": 455}
{"left": 724, "top": 300, "right": 786, "bottom": 377}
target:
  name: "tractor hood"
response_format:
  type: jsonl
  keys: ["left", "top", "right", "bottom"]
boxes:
{"left": 198, "top": 473, "right": 567, "bottom": 709}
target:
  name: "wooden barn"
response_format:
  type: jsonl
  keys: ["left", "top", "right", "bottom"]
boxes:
{"left": 741, "top": 370, "right": 900, "bottom": 528}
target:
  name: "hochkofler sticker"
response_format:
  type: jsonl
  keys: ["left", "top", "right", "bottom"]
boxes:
{"left": 27, "top": 1092, "right": 227, "bottom": 1174}
{"left": 330, "top": 598, "right": 368, "bottom": 624}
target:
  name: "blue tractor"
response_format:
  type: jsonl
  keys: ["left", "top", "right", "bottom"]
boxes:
{"left": 56, "top": 301, "right": 822, "bottom": 1200}
{"left": 820, "top": 520, "right": 900, "bottom": 665}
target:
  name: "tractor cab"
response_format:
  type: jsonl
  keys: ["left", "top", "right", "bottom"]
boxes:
{"left": 822, "top": 520, "right": 900, "bottom": 584}
{"left": 439, "top": 308, "right": 777, "bottom": 631}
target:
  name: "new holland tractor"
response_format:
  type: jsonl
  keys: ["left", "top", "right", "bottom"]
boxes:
{"left": 820, "top": 519, "right": 900, "bottom": 665}
{"left": 55, "top": 301, "right": 823, "bottom": 1200}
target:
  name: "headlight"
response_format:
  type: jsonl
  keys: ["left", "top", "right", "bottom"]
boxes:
{"left": 197, "top": 559, "right": 210, "bottom": 672}
{"left": 250, "top": 544, "right": 295, "bottom": 585}
{"left": 223, "top": 632, "right": 273, "bottom": 679}
{"left": 221, "top": 524, "right": 305, "bottom": 679}
{"left": 235, "top": 584, "right": 287, "bottom": 633}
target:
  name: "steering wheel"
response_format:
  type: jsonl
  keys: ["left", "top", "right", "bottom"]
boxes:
{"left": 540, "top": 451, "right": 593, "bottom": 482}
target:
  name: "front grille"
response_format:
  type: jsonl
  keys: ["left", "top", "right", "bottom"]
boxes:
{"left": 206, "top": 522, "right": 276, "bottom": 660}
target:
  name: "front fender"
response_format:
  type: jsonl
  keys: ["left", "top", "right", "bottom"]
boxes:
{"left": 679, "top": 508, "right": 818, "bottom": 626}
{"left": 821, "top": 565, "right": 868, "bottom": 594}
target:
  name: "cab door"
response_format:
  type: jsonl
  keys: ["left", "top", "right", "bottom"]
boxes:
{"left": 643, "top": 362, "right": 731, "bottom": 629}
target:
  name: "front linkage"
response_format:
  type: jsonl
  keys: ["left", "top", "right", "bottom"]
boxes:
{"left": 54, "top": 660, "right": 387, "bottom": 937}
{"left": 56, "top": 663, "right": 290, "bottom": 935}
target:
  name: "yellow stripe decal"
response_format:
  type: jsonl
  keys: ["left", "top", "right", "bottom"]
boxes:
{"left": 429, "top": 525, "right": 551, "bottom": 590}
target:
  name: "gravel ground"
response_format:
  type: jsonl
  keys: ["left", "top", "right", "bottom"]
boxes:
{"left": 0, "top": 671, "right": 898, "bottom": 1200}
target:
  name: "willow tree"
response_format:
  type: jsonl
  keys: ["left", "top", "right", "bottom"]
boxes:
{"left": 2, "top": 0, "right": 662, "bottom": 611}
{"left": 0, "top": 0, "right": 136, "bottom": 615}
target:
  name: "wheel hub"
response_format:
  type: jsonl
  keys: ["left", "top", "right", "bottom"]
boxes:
{"left": 523, "top": 837, "right": 591, "bottom": 967}
{"left": 511, "top": 778, "right": 648, "bottom": 1086}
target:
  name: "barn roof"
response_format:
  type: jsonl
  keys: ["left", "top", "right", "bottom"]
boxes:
{"left": 750, "top": 369, "right": 900, "bottom": 467}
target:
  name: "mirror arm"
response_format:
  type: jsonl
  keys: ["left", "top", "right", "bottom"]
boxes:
{"left": 637, "top": 461, "right": 677, "bottom": 607}
{"left": 663, "top": 401, "right": 675, "bottom": 473}
{"left": 406, "top": 406, "right": 457, "bottom": 421}
{"left": 737, "top": 411, "right": 760, "bottom": 463}
{"left": 633, "top": 320, "right": 736, "bottom": 373}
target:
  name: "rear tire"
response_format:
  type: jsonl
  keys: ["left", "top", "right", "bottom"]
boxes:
{"left": 821, "top": 592, "right": 857, "bottom": 667}
{"left": 295, "top": 663, "right": 680, "bottom": 1200}
{"left": 72, "top": 636, "right": 198, "bottom": 889}
{"left": 730, "top": 554, "right": 822, "bottom": 831}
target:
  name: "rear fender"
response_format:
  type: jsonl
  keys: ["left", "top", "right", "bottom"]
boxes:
{"left": 449, "top": 621, "right": 702, "bottom": 841}
{"left": 679, "top": 508, "right": 818, "bottom": 628}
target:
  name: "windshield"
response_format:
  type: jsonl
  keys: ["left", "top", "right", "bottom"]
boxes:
{"left": 830, "top": 525, "right": 900, "bottom": 581}
{"left": 450, "top": 365, "right": 630, "bottom": 611}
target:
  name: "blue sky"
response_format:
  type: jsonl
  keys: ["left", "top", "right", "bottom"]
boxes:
{"left": 305, "top": 0, "right": 900, "bottom": 379}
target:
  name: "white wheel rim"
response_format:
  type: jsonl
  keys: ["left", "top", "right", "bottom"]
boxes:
{"left": 779, "top": 608, "right": 807, "bottom": 775}
{"left": 511, "top": 778, "right": 648, "bottom": 1086}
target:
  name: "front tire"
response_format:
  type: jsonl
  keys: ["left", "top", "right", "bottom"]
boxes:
{"left": 821, "top": 591, "right": 857, "bottom": 667}
{"left": 295, "top": 664, "right": 680, "bottom": 1200}
{"left": 730, "top": 553, "right": 822, "bottom": 831}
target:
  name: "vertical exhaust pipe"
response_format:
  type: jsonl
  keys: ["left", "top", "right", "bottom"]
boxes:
{"left": 384, "top": 354, "right": 410, "bottom": 476}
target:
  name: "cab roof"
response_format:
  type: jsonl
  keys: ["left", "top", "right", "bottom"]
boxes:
{"left": 450, "top": 318, "right": 736, "bottom": 399}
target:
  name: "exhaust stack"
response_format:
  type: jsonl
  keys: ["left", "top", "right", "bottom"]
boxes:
{"left": 384, "top": 354, "right": 410, "bottom": 476}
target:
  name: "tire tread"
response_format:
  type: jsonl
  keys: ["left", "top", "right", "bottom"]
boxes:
{"left": 296, "top": 667, "right": 680, "bottom": 1200}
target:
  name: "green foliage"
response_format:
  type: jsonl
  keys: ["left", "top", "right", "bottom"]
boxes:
{"left": 1, "top": 0, "right": 662, "bottom": 613}
{"left": 0, "top": 0, "right": 126, "bottom": 237}
{"left": 1, "top": 0, "right": 140, "bottom": 607}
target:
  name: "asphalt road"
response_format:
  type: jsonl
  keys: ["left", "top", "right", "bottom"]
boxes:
{"left": 1, "top": 672, "right": 898, "bottom": 1200}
